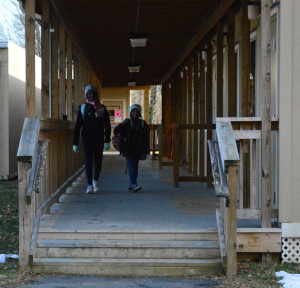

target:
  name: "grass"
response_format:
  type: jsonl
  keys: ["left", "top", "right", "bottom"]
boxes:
{"left": 0, "top": 180, "right": 300, "bottom": 287}
{"left": 0, "top": 180, "right": 20, "bottom": 284}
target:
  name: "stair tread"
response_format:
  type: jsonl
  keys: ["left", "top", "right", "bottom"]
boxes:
{"left": 34, "top": 257, "right": 222, "bottom": 266}
{"left": 39, "top": 227, "right": 218, "bottom": 233}
{"left": 37, "top": 239, "right": 220, "bottom": 248}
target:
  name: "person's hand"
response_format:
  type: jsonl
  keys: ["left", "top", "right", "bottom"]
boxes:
{"left": 104, "top": 143, "right": 110, "bottom": 150}
{"left": 73, "top": 145, "right": 79, "bottom": 153}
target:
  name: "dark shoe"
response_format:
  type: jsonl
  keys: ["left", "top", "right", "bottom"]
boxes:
{"left": 132, "top": 185, "right": 142, "bottom": 193}
{"left": 126, "top": 186, "right": 133, "bottom": 192}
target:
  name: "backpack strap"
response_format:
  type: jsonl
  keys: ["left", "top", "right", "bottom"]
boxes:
{"left": 81, "top": 104, "right": 86, "bottom": 119}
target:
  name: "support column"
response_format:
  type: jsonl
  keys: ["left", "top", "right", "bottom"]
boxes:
{"left": 261, "top": 0, "right": 272, "bottom": 228}
{"left": 143, "top": 89, "right": 150, "bottom": 123}
{"left": 206, "top": 36, "right": 213, "bottom": 188}
{"left": 66, "top": 33, "right": 73, "bottom": 120}
{"left": 227, "top": 7, "right": 236, "bottom": 117}
{"left": 58, "top": 23, "right": 66, "bottom": 117}
{"left": 25, "top": 0, "right": 36, "bottom": 117}
{"left": 41, "top": 0, "right": 49, "bottom": 118}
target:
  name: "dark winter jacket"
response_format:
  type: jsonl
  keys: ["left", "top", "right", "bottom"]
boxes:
{"left": 113, "top": 118, "right": 150, "bottom": 159}
{"left": 73, "top": 102, "right": 111, "bottom": 145}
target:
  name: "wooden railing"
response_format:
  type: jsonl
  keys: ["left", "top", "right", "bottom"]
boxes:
{"left": 208, "top": 117, "right": 279, "bottom": 277}
{"left": 208, "top": 120, "right": 239, "bottom": 277}
{"left": 172, "top": 123, "right": 213, "bottom": 188}
{"left": 17, "top": 117, "right": 84, "bottom": 269}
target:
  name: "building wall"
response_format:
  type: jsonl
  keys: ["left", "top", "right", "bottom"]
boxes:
{"left": 279, "top": 0, "right": 300, "bottom": 223}
{"left": 0, "top": 43, "right": 9, "bottom": 179}
{"left": 0, "top": 41, "right": 41, "bottom": 179}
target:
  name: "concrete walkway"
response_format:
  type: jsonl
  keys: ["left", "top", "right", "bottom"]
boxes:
{"left": 44, "top": 152, "right": 219, "bottom": 232}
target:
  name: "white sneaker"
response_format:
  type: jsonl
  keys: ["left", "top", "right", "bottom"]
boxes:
{"left": 86, "top": 185, "right": 94, "bottom": 194}
{"left": 93, "top": 180, "right": 100, "bottom": 192}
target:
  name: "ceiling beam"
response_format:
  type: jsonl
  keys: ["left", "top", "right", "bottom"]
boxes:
{"left": 161, "top": 0, "right": 236, "bottom": 84}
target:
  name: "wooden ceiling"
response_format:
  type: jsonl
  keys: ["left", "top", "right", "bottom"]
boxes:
{"left": 42, "top": 0, "right": 224, "bottom": 87}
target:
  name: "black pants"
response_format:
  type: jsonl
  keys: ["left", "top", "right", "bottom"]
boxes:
{"left": 82, "top": 138, "right": 104, "bottom": 185}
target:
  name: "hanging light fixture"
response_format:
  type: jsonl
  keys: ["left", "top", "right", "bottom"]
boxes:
{"left": 128, "top": 80, "right": 137, "bottom": 87}
{"left": 130, "top": 37, "right": 147, "bottom": 48}
{"left": 128, "top": 64, "right": 141, "bottom": 73}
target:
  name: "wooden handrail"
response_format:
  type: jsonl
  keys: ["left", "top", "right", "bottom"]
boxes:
{"left": 17, "top": 117, "right": 40, "bottom": 162}
{"left": 216, "top": 121, "right": 239, "bottom": 173}
{"left": 207, "top": 140, "right": 229, "bottom": 198}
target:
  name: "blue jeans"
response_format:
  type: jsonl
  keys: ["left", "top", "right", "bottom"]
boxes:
{"left": 126, "top": 156, "right": 139, "bottom": 186}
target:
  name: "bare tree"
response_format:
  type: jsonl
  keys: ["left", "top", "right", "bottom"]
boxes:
{"left": 0, "top": 0, "right": 41, "bottom": 56}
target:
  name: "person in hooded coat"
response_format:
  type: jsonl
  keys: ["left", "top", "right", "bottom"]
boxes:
{"left": 113, "top": 104, "right": 150, "bottom": 193}
{"left": 73, "top": 85, "right": 111, "bottom": 194}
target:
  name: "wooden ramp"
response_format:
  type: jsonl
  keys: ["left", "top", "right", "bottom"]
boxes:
{"left": 31, "top": 153, "right": 222, "bottom": 276}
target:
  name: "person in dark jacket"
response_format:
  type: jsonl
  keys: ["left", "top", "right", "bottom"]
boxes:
{"left": 73, "top": 85, "right": 111, "bottom": 194}
{"left": 113, "top": 104, "right": 150, "bottom": 193}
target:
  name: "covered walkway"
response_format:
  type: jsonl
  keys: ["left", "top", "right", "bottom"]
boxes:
{"left": 42, "top": 153, "right": 218, "bottom": 232}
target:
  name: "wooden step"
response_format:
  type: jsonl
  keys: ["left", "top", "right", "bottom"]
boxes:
{"left": 32, "top": 258, "right": 222, "bottom": 276}
{"left": 35, "top": 239, "right": 221, "bottom": 259}
{"left": 38, "top": 230, "right": 219, "bottom": 241}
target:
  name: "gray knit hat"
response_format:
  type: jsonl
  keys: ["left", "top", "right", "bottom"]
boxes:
{"left": 83, "top": 85, "right": 98, "bottom": 98}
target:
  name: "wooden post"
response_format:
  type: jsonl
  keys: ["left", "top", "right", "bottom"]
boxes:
{"left": 66, "top": 33, "right": 73, "bottom": 120}
{"left": 25, "top": 0, "right": 36, "bottom": 117}
{"left": 143, "top": 89, "right": 150, "bottom": 123}
{"left": 206, "top": 36, "right": 213, "bottom": 188}
{"left": 227, "top": 7, "right": 236, "bottom": 117}
{"left": 51, "top": 12, "right": 59, "bottom": 119}
{"left": 261, "top": 0, "right": 272, "bottom": 228}
{"left": 187, "top": 58, "right": 193, "bottom": 174}
{"left": 41, "top": 0, "right": 50, "bottom": 118}
{"left": 199, "top": 46, "right": 205, "bottom": 179}
{"left": 193, "top": 52, "right": 200, "bottom": 177}
{"left": 158, "top": 124, "right": 163, "bottom": 170}
{"left": 59, "top": 23, "right": 66, "bottom": 117}
{"left": 240, "top": 0, "right": 251, "bottom": 209}
{"left": 226, "top": 165, "right": 238, "bottom": 277}
{"left": 17, "top": 118, "right": 40, "bottom": 268}
{"left": 173, "top": 124, "right": 179, "bottom": 188}
{"left": 217, "top": 22, "right": 224, "bottom": 117}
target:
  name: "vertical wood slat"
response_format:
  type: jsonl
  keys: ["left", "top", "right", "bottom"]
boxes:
{"left": 18, "top": 162, "right": 32, "bottom": 268}
{"left": 227, "top": 7, "right": 236, "bottom": 117}
{"left": 182, "top": 69, "right": 188, "bottom": 166}
{"left": 226, "top": 165, "right": 238, "bottom": 277}
{"left": 158, "top": 124, "right": 163, "bottom": 170}
{"left": 143, "top": 89, "right": 150, "bottom": 123}
{"left": 73, "top": 46, "right": 80, "bottom": 120}
{"left": 216, "top": 22, "right": 224, "bottom": 117}
{"left": 59, "top": 24, "right": 66, "bottom": 117}
{"left": 206, "top": 37, "right": 213, "bottom": 187}
{"left": 173, "top": 124, "right": 179, "bottom": 188}
{"left": 199, "top": 47, "right": 205, "bottom": 178}
{"left": 193, "top": 52, "right": 200, "bottom": 176}
{"left": 240, "top": 1, "right": 251, "bottom": 209}
{"left": 240, "top": 0, "right": 251, "bottom": 117}
{"left": 51, "top": 12, "right": 59, "bottom": 118}
{"left": 261, "top": 0, "right": 272, "bottom": 228}
{"left": 25, "top": 0, "right": 36, "bottom": 117}
{"left": 66, "top": 33, "right": 73, "bottom": 120}
{"left": 187, "top": 58, "right": 193, "bottom": 174}
{"left": 41, "top": 0, "right": 50, "bottom": 118}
